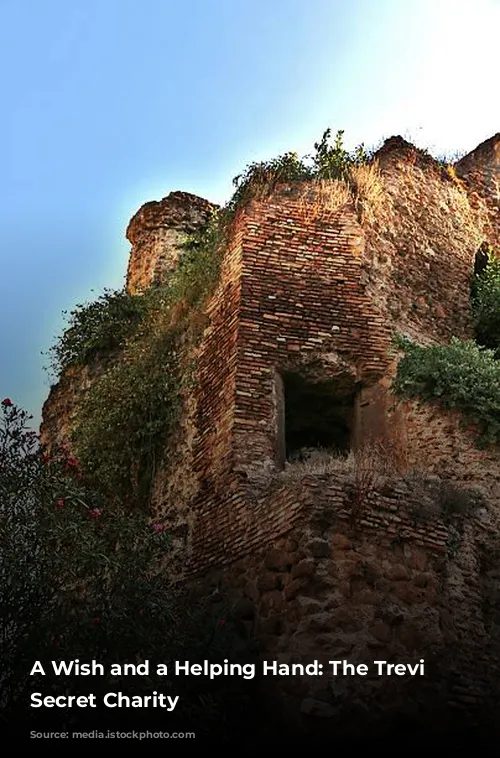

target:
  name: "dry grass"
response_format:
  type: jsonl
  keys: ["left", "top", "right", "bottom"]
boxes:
{"left": 277, "top": 448, "right": 355, "bottom": 481}
{"left": 295, "top": 178, "right": 352, "bottom": 225}
{"left": 274, "top": 438, "right": 485, "bottom": 529}
{"left": 293, "top": 162, "right": 385, "bottom": 227}
{"left": 276, "top": 439, "right": 399, "bottom": 486}
{"left": 273, "top": 440, "right": 399, "bottom": 530}
{"left": 348, "top": 161, "right": 385, "bottom": 223}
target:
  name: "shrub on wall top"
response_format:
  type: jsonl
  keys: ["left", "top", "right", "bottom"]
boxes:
{"left": 392, "top": 335, "right": 500, "bottom": 447}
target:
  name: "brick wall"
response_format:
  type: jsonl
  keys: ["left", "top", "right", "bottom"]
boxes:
{"left": 185, "top": 141, "right": 496, "bottom": 573}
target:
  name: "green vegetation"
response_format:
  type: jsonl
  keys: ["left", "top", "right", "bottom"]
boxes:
{"left": 392, "top": 335, "right": 500, "bottom": 447}
{"left": 228, "top": 127, "right": 371, "bottom": 213}
{"left": 72, "top": 310, "right": 182, "bottom": 504}
{"left": 48, "top": 288, "right": 148, "bottom": 376}
{"left": 72, "top": 211, "right": 224, "bottom": 505}
{"left": 0, "top": 400, "right": 260, "bottom": 735}
{"left": 393, "top": 244, "right": 500, "bottom": 449}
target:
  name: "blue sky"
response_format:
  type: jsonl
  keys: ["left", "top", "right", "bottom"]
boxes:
{"left": 1, "top": 0, "right": 498, "bottom": 427}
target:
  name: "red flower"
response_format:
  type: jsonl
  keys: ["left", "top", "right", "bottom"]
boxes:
{"left": 89, "top": 508, "right": 101, "bottom": 519}
{"left": 1, "top": 398, "right": 13, "bottom": 407}
{"left": 66, "top": 456, "right": 79, "bottom": 469}
{"left": 42, "top": 453, "right": 51, "bottom": 464}
{"left": 218, "top": 618, "right": 227, "bottom": 628}
{"left": 152, "top": 523, "right": 166, "bottom": 533}
{"left": 56, "top": 498, "right": 65, "bottom": 510}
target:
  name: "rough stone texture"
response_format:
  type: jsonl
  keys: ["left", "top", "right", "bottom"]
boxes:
{"left": 40, "top": 360, "right": 107, "bottom": 453}
{"left": 194, "top": 481, "right": 500, "bottom": 735}
{"left": 125, "top": 191, "right": 217, "bottom": 294}
{"left": 455, "top": 133, "right": 500, "bottom": 248}
{"left": 362, "top": 136, "right": 483, "bottom": 345}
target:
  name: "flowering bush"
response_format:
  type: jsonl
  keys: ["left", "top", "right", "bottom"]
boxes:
{"left": 0, "top": 402, "right": 257, "bottom": 734}
{"left": 1, "top": 402, "right": 168, "bottom": 705}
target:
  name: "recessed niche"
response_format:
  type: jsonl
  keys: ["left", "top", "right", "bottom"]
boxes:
{"left": 278, "top": 371, "right": 356, "bottom": 462}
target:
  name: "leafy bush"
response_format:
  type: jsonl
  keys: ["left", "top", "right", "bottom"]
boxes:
{"left": 472, "top": 244, "right": 500, "bottom": 353}
{"left": 0, "top": 400, "right": 260, "bottom": 736}
{"left": 227, "top": 128, "right": 371, "bottom": 216}
{"left": 48, "top": 289, "right": 147, "bottom": 376}
{"left": 312, "top": 128, "right": 371, "bottom": 180}
{"left": 228, "top": 151, "right": 312, "bottom": 214}
{"left": 0, "top": 399, "right": 169, "bottom": 719}
{"left": 392, "top": 335, "right": 500, "bottom": 446}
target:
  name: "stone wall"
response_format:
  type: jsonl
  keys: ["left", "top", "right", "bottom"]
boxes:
{"left": 194, "top": 470, "right": 500, "bottom": 734}
{"left": 40, "top": 359, "right": 107, "bottom": 453}
{"left": 388, "top": 398, "right": 500, "bottom": 496}
{"left": 455, "top": 133, "right": 500, "bottom": 248}
{"left": 362, "top": 136, "right": 483, "bottom": 345}
{"left": 126, "top": 191, "right": 217, "bottom": 294}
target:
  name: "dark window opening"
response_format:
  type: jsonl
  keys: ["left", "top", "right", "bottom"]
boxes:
{"left": 282, "top": 371, "right": 356, "bottom": 461}
{"left": 471, "top": 241, "right": 494, "bottom": 304}
{"left": 474, "top": 242, "right": 491, "bottom": 278}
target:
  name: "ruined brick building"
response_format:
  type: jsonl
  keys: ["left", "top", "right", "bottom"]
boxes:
{"left": 41, "top": 133, "right": 500, "bottom": 736}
